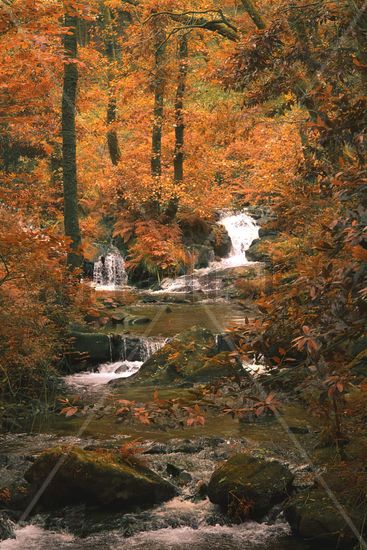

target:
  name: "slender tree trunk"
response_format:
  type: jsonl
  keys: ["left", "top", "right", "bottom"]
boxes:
{"left": 149, "top": 23, "right": 166, "bottom": 217}
{"left": 103, "top": 5, "right": 121, "bottom": 166}
{"left": 174, "top": 34, "right": 188, "bottom": 184}
{"left": 163, "top": 34, "right": 188, "bottom": 223}
{"left": 62, "top": 13, "right": 82, "bottom": 268}
{"left": 151, "top": 26, "right": 166, "bottom": 178}
{"left": 50, "top": 143, "right": 63, "bottom": 215}
{"left": 240, "top": 0, "right": 266, "bottom": 29}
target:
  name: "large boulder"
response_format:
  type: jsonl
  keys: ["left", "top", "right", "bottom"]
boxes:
{"left": 24, "top": 447, "right": 177, "bottom": 511}
{"left": 285, "top": 473, "right": 367, "bottom": 548}
{"left": 208, "top": 454, "right": 294, "bottom": 520}
{"left": 191, "top": 244, "right": 214, "bottom": 269}
{"left": 65, "top": 332, "right": 120, "bottom": 369}
{"left": 214, "top": 225, "right": 232, "bottom": 258}
{"left": 112, "top": 327, "right": 244, "bottom": 387}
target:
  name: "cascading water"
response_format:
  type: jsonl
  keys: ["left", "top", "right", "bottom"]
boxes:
{"left": 158, "top": 210, "right": 259, "bottom": 294}
{"left": 217, "top": 211, "right": 259, "bottom": 268}
{"left": 65, "top": 336, "right": 167, "bottom": 388}
{"left": 93, "top": 246, "right": 128, "bottom": 291}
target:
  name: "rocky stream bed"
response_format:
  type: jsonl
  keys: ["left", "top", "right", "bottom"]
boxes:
{"left": 1, "top": 211, "right": 365, "bottom": 550}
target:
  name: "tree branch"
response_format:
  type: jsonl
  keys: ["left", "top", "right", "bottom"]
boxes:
{"left": 144, "top": 10, "right": 238, "bottom": 41}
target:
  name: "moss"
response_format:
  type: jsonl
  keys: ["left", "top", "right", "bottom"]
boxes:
{"left": 112, "top": 329, "right": 246, "bottom": 387}
{"left": 208, "top": 453, "right": 294, "bottom": 520}
{"left": 188, "top": 352, "right": 244, "bottom": 382}
{"left": 114, "top": 327, "right": 219, "bottom": 387}
{"left": 24, "top": 446, "right": 177, "bottom": 510}
{"left": 285, "top": 489, "right": 366, "bottom": 548}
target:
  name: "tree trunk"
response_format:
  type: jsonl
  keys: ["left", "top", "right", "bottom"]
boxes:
{"left": 62, "top": 13, "right": 82, "bottom": 268}
{"left": 151, "top": 27, "right": 166, "bottom": 178}
{"left": 240, "top": 0, "right": 266, "bottom": 30}
{"left": 163, "top": 34, "right": 188, "bottom": 223}
{"left": 174, "top": 34, "right": 188, "bottom": 184}
{"left": 103, "top": 5, "right": 121, "bottom": 166}
{"left": 149, "top": 23, "right": 166, "bottom": 217}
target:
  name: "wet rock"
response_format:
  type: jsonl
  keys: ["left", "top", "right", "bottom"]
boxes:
{"left": 65, "top": 332, "right": 119, "bottom": 368}
{"left": 285, "top": 483, "right": 366, "bottom": 548}
{"left": 0, "top": 453, "right": 33, "bottom": 511}
{"left": 124, "top": 316, "right": 152, "bottom": 326}
{"left": 258, "top": 228, "right": 278, "bottom": 239}
{"left": 24, "top": 446, "right": 177, "bottom": 511}
{"left": 145, "top": 443, "right": 169, "bottom": 455}
{"left": 166, "top": 464, "right": 192, "bottom": 485}
{"left": 213, "top": 226, "right": 232, "bottom": 258}
{"left": 208, "top": 454, "right": 294, "bottom": 520}
{"left": 245, "top": 236, "right": 277, "bottom": 263}
{"left": 0, "top": 513, "right": 15, "bottom": 541}
{"left": 192, "top": 245, "right": 214, "bottom": 269}
{"left": 194, "top": 480, "right": 208, "bottom": 500}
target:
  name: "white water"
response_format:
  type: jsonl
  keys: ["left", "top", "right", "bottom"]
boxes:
{"left": 93, "top": 246, "right": 128, "bottom": 291}
{"left": 1, "top": 520, "right": 293, "bottom": 549}
{"left": 159, "top": 211, "right": 259, "bottom": 293}
{"left": 216, "top": 211, "right": 259, "bottom": 268}
{"left": 64, "top": 360, "right": 142, "bottom": 387}
{"left": 65, "top": 337, "right": 167, "bottom": 388}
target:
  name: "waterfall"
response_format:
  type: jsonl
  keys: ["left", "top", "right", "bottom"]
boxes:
{"left": 157, "top": 210, "right": 259, "bottom": 294}
{"left": 108, "top": 334, "right": 113, "bottom": 363}
{"left": 141, "top": 337, "right": 168, "bottom": 361}
{"left": 65, "top": 336, "right": 168, "bottom": 387}
{"left": 119, "top": 335, "right": 167, "bottom": 362}
{"left": 93, "top": 246, "right": 128, "bottom": 290}
{"left": 218, "top": 211, "right": 259, "bottom": 268}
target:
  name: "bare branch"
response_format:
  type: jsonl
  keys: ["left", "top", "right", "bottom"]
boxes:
{"left": 144, "top": 10, "right": 238, "bottom": 41}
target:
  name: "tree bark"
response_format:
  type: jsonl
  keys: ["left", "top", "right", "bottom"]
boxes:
{"left": 163, "top": 34, "right": 188, "bottom": 223}
{"left": 174, "top": 34, "right": 188, "bottom": 183}
{"left": 103, "top": 5, "right": 121, "bottom": 166}
{"left": 148, "top": 22, "right": 166, "bottom": 218}
{"left": 151, "top": 25, "right": 166, "bottom": 180}
{"left": 62, "top": 13, "right": 82, "bottom": 268}
{"left": 240, "top": 0, "right": 266, "bottom": 30}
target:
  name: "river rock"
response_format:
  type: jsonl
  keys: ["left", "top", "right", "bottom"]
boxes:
{"left": 112, "top": 327, "right": 244, "bottom": 387}
{"left": 213, "top": 225, "right": 232, "bottom": 257}
{"left": 191, "top": 244, "right": 214, "bottom": 269}
{"left": 285, "top": 485, "right": 366, "bottom": 548}
{"left": 208, "top": 454, "right": 294, "bottom": 520}
{"left": 65, "top": 332, "right": 120, "bottom": 369}
{"left": 24, "top": 447, "right": 177, "bottom": 511}
{"left": 124, "top": 315, "right": 152, "bottom": 326}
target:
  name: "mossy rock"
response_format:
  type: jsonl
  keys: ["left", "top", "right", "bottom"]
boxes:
{"left": 187, "top": 352, "right": 244, "bottom": 383}
{"left": 285, "top": 468, "right": 367, "bottom": 548}
{"left": 24, "top": 447, "right": 177, "bottom": 511}
{"left": 208, "top": 454, "right": 294, "bottom": 520}
{"left": 112, "top": 327, "right": 240, "bottom": 387}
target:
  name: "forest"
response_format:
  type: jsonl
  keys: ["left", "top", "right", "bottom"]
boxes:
{"left": 0, "top": 0, "right": 367, "bottom": 548}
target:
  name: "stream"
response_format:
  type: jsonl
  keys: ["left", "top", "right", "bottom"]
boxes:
{"left": 0, "top": 211, "right": 310, "bottom": 550}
